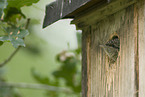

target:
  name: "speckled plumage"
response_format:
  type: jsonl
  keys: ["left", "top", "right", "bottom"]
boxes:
{"left": 100, "top": 36, "right": 120, "bottom": 64}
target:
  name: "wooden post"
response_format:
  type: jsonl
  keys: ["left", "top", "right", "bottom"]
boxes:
{"left": 72, "top": 0, "right": 145, "bottom": 97}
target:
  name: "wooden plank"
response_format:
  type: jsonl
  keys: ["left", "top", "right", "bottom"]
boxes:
{"left": 82, "top": 27, "right": 91, "bottom": 97}
{"left": 72, "top": 0, "right": 137, "bottom": 29}
{"left": 43, "top": 0, "right": 92, "bottom": 28}
{"left": 43, "top": 0, "right": 106, "bottom": 28}
{"left": 43, "top": 0, "right": 137, "bottom": 28}
{"left": 133, "top": 3, "right": 139, "bottom": 97}
{"left": 138, "top": 0, "right": 145, "bottom": 97}
{"left": 82, "top": 5, "right": 138, "bottom": 97}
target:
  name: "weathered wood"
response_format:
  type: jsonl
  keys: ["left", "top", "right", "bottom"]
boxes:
{"left": 80, "top": 0, "right": 145, "bottom": 96}
{"left": 72, "top": 0, "right": 137, "bottom": 29}
{"left": 138, "top": 0, "right": 145, "bottom": 97}
{"left": 82, "top": 4, "right": 138, "bottom": 97}
{"left": 43, "top": 0, "right": 145, "bottom": 96}
{"left": 134, "top": 3, "right": 139, "bottom": 97}
{"left": 43, "top": 0, "right": 94, "bottom": 28}
{"left": 82, "top": 27, "right": 91, "bottom": 97}
{"left": 43, "top": 0, "right": 137, "bottom": 28}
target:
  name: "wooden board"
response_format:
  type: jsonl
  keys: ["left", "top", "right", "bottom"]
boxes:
{"left": 82, "top": 4, "right": 139, "bottom": 97}
{"left": 43, "top": 0, "right": 94, "bottom": 28}
{"left": 43, "top": 0, "right": 137, "bottom": 28}
{"left": 72, "top": 0, "right": 137, "bottom": 29}
{"left": 138, "top": 0, "right": 145, "bottom": 97}
{"left": 43, "top": 0, "right": 107, "bottom": 28}
{"left": 82, "top": 27, "right": 91, "bottom": 97}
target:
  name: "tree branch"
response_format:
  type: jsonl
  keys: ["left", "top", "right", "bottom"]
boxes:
{"left": 0, "top": 82, "right": 73, "bottom": 93}
{"left": 0, "top": 46, "right": 20, "bottom": 67}
{"left": 0, "top": 19, "right": 30, "bottom": 67}
{"left": 25, "top": 18, "right": 30, "bottom": 29}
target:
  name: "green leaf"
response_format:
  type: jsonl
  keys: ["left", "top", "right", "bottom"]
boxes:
{"left": 7, "top": 0, "right": 39, "bottom": 8}
{"left": 17, "top": 29, "right": 29, "bottom": 38}
{"left": 0, "top": 21, "right": 9, "bottom": 34}
{"left": 0, "top": 0, "right": 7, "bottom": 18}
{"left": 0, "top": 36, "right": 9, "bottom": 41}
{"left": 0, "top": 41, "right": 3, "bottom": 46}
{"left": 11, "top": 38, "right": 25, "bottom": 48}
{"left": 0, "top": 28, "right": 29, "bottom": 48}
{"left": 4, "top": 7, "right": 25, "bottom": 23}
{"left": 4, "top": 0, "right": 39, "bottom": 22}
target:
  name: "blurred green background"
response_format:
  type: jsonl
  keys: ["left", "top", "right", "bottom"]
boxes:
{"left": 0, "top": 0, "right": 81, "bottom": 97}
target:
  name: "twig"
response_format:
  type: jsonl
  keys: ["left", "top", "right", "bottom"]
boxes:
{"left": 25, "top": 18, "right": 30, "bottom": 29}
{"left": 0, "top": 46, "right": 20, "bottom": 67}
{"left": 0, "top": 19, "right": 30, "bottom": 67}
{"left": 0, "top": 82, "right": 73, "bottom": 93}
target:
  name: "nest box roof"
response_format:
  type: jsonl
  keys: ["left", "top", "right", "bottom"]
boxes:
{"left": 43, "top": 0, "right": 103, "bottom": 28}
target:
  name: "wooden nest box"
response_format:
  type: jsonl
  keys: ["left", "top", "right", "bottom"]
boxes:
{"left": 43, "top": 0, "right": 145, "bottom": 97}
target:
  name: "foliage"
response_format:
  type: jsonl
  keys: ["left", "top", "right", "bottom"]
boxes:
{"left": 0, "top": 0, "right": 82, "bottom": 97}
{"left": 0, "top": 0, "right": 6, "bottom": 18}
{"left": 0, "top": 0, "right": 39, "bottom": 48}
{"left": 32, "top": 32, "right": 82, "bottom": 97}
{"left": 4, "top": 0, "right": 39, "bottom": 23}
{"left": 0, "top": 26, "right": 29, "bottom": 48}
{"left": 0, "top": 0, "right": 39, "bottom": 96}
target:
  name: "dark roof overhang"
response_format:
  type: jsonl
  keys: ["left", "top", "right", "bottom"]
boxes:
{"left": 43, "top": 0, "right": 103, "bottom": 28}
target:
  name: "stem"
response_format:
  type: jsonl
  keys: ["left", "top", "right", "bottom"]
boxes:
{"left": 0, "top": 82, "right": 73, "bottom": 93}
{"left": 0, "top": 46, "right": 20, "bottom": 67}
{"left": 25, "top": 18, "right": 30, "bottom": 29}
{"left": 0, "top": 19, "right": 30, "bottom": 67}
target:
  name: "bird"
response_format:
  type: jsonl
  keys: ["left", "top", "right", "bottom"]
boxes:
{"left": 100, "top": 36, "right": 120, "bottom": 64}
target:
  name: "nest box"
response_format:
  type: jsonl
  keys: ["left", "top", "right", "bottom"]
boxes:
{"left": 43, "top": 0, "right": 145, "bottom": 97}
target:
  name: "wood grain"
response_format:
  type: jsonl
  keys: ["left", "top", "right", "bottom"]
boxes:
{"left": 72, "top": 0, "right": 137, "bottom": 29}
{"left": 81, "top": 5, "right": 138, "bottom": 97}
{"left": 82, "top": 27, "right": 91, "bottom": 97}
{"left": 138, "top": 0, "right": 145, "bottom": 97}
